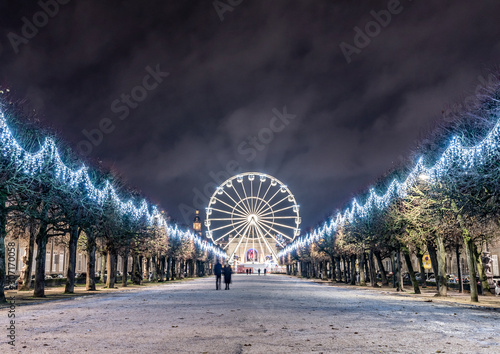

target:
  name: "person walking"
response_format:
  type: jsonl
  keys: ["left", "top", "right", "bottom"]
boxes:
{"left": 258, "top": 268, "right": 261, "bottom": 276}
{"left": 246, "top": 268, "right": 249, "bottom": 275}
{"left": 224, "top": 264, "right": 232, "bottom": 290}
{"left": 214, "top": 260, "right": 222, "bottom": 290}
{"left": 264, "top": 268, "right": 267, "bottom": 276}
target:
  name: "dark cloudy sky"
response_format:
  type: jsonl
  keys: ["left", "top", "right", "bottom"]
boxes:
{"left": 1, "top": 1, "right": 499, "bottom": 230}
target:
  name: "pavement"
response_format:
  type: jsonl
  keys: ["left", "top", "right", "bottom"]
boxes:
{"left": 0, "top": 279, "right": 192, "bottom": 308}
{"left": 2, "top": 274, "right": 500, "bottom": 353}
{"left": 307, "top": 278, "right": 500, "bottom": 310}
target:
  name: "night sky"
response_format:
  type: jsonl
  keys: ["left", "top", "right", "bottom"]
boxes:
{"left": 0, "top": 1, "right": 499, "bottom": 230}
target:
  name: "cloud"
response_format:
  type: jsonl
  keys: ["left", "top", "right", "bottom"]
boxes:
{"left": 0, "top": 0, "right": 499, "bottom": 228}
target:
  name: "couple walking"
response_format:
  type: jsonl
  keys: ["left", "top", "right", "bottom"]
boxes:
{"left": 214, "top": 260, "right": 232, "bottom": 290}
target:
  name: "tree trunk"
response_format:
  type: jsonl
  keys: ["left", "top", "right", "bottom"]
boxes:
{"left": 122, "top": 250, "right": 129, "bottom": 287}
{"left": 359, "top": 252, "right": 366, "bottom": 286}
{"left": 86, "top": 235, "right": 96, "bottom": 291}
{"left": 451, "top": 201, "right": 478, "bottom": 302}
{"left": 416, "top": 250, "right": 426, "bottom": 288}
{"left": 368, "top": 249, "right": 377, "bottom": 287}
{"left": 64, "top": 225, "right": 80, "bottom": 294}
{"left": 391, "top": 251, "right": 396, "bottom": 288}
{"left": 146, "top": 257, "right": 151, "bottom": 280}
{"left": 374, "top": 250, "right": 388, "bottom": 286}
{"left": 344, "top": 257, "right": 349, "bottom": 283}
{"left": 396, "top": 249, "right": 403, "bottom": 292}
{"left": 166, "top": 257, "right": 172, "bottom": 281}
{"left": 159, "top": 256, "right": 165, "bottom": 281}
{"left": 402, "top": 247, "right": 421, "bottom": 294}
{"left": 132, "top": 254, "right": 141, "bottom": 285}
{"left": 329, "top": 256, "right": 335, "bottom": 281}
{"left": 171, "top": 257, "right": 176, "bottom": 280}
{"left": 364, "top": 252, "right": 370, "bottom": 284}
{"left": 350, "top": 255, "right": 356, "bottom": 285}
{"left": 335, "top": 256, "right": 341, "bottom": 282}
{"left": 100, "top": 251, "right": 107, "bottom": 284}
{"left": 472, "top": 242, "right": 491, "bottom": 295}
{"left": 34, "top": 231, "right": 48, "bottom": 297}
{"left": 456, "top": 244, "right": 463, "bottom": 293}
{"left": 139, "top": 255, "right": 144, "bottom": 279}
{"left": 464, "top": 238, "right": 479, "bottom": 302}
{"left": 151, "top": 256, "right": 157, "bottom": 281}
{"left": 435, "top": 233, "right": 448, "bottom": 296}
{"left": 426, "top": 241, "right": 439, "bottom": 291}
{"left": 20, "top": 223, "right": 36, "bottom": 291}
{"left": 106, "top": 249, "right": 117, "bottom": 288}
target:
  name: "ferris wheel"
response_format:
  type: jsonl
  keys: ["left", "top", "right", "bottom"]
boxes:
{"left": 205, "top": 172, "right": 300, "bottom": 264}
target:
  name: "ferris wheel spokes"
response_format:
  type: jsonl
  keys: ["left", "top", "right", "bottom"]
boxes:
{"left": 259, "top": 204, "right": 296, "bottom": 217}
{"left": 209, "top": 207, "right": 246, "bottom": 218}
{"left": 260, "top": 219, "right": 298, "bottom": 231}
{"left": 212, "top": 196, "right": 248, "bottom": 216}
{"left": 209, "top": 219, "right": 245, "bottom": 233}
{"left": 254, "top": 221, "right": 286, "bottom": 248}
{"left": 205, "top": 172, "right": 300, "bottom": 263}
{"left": 213, "top": 219, "right": 247, "bottom": 242}
{"left": 229, "top": 183, "right": 252, "bottom": 214}
{"left": 228, "top": 223, "right": 251, "bottom": 258}
{"left": 254, "top": 223, "right": 279, "bottom": 262}
{"left": 254, "top": 181, "right": 272, "bottom": 213}
{"left": 221, "top": 189, "right": 250, "bottom": 215}
{"left": 257, "top": 221, "right": 295, "bottom": 240}
{"left": 239, "top": 179, "right": 253, "bottom": 212}
{"left": 224, "top": 225, "right": 249, "bottom": 250}
{"left": 269, "top": 195, "right": 294, "bottom": 210}
{"left": 255, "top": 188, "right": 280, "bottom": 215}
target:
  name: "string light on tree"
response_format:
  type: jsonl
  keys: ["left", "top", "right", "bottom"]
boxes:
{"left": 0, "top": 109, "right": 226, "bottom": 258}
{"left": 278, "top": 111, "right": 500, "bottom": 257}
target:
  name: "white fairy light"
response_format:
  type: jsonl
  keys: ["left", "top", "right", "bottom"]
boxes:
{"left": 278, "top": 112, "right": 500, "bottom": 258}
{"left": 0, "top": 109, "right": 226, "bottom": 258}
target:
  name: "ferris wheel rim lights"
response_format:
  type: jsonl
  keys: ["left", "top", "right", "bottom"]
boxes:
{"left": 205, "top": 172, "right": 300, "bottom": 262}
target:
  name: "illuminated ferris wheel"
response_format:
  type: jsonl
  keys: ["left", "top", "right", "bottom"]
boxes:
{"left": 205, "top": 172, "right": 300, "bottom": 264}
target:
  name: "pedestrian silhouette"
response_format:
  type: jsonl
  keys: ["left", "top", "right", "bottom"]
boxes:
{"left": 246, "top": 268, "right": 249, "bottom": 275}
{"left": 224, "top": 264, "right": 232, "bottom": 290}
{"left": 214, "top": 261, "right": 222, "bottom": 290}
{"left": 264, "top": 268, "right": 267, "bottom": 276}
{"left": 258, "top": 268, "right": 261, "bottom": 275}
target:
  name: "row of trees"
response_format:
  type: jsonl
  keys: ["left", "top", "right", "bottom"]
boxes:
{"left": 0, "top": 100, "right": 220, "bottom": 303}
{"left": 281, "top": 76, "right": 500, "bottom": 302}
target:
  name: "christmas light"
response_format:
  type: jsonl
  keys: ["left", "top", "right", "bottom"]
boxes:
{"left": 0, "top": 109, "right": 226, "bottom": 258}
{"left": 278, "top": 113, "right": 500, "bottom": 258}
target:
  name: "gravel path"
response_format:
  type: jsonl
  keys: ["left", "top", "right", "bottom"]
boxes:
{"left": 5, "top": 274, "right": 500, "bottom": 353}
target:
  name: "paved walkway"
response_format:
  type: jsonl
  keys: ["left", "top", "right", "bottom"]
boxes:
{"left": 310, "top": 278, "right": 500, "bottom": 310}
{"left": 3, "top": 275, "right": 500, "bottom": 353}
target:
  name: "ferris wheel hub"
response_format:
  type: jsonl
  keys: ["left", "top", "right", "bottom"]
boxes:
{"left": 247, "top": 214, "right": 259, "bottom": 225}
